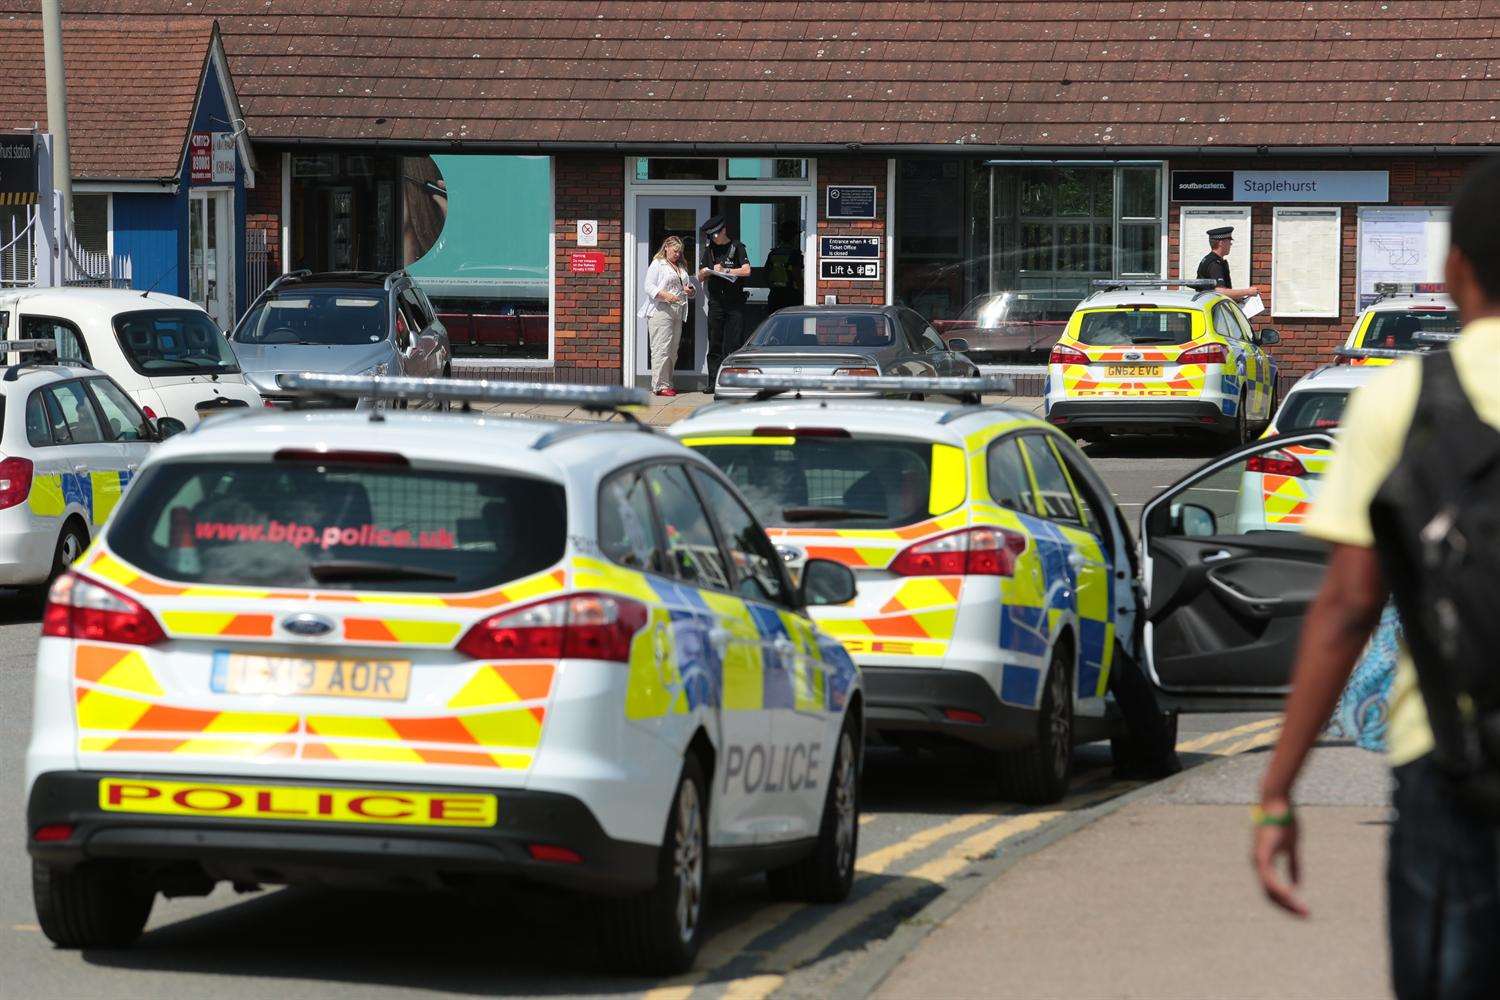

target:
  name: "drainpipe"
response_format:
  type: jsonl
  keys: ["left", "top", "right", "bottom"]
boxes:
{"left": 41, "top": 0, "right": 73, "bottom": 234}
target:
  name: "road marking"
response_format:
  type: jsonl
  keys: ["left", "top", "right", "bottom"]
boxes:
{"left": 856, "top": 813, "right": 1002, "bottom": 875}
{"left": 11, "top": 923, "right": 38, "bottom": 933}
{"left": 1177, "top": 715, "right": 1281, "bottom": 754}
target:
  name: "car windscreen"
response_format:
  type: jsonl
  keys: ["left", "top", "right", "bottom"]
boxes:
{"left": 1276, "top": 390, "right": 1350, "bottom": 431}
{"left": 1075, "top": 310, "right": 1194, "bottom": 347}
{"left": 111, "top": 309, "right": 241, "bottom": 376}
{"left": 689, "top": 437, "right": 936, "bottom": 529}
{"left": 233, "top": 290, "right": 389, "bottom": 346}
{"left": 108, "top": 460, "right": 565, "bottom": 593}
{"left": 744, "top": 313, "right": 893, "bottom": 350}
{"left": 1357, "top": 309, "right": 1460, "bottom": 351}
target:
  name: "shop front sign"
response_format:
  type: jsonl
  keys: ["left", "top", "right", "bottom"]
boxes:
{"left": 569, "top": 251, "right": 607, "bottom": 274}
{"left": 191, "top": 132, "right": 236, "bottom": 184}
{"left": 1173, "top": 170, "right": 1388, "bottom": 204}
{"left": 826, "top": 185, "right": 877, "bottom": 220}
{"left": 0, "top": 135, "right": 37, "bottom": 204}
{"left": 819, "top": 235, "right": 881, "bottom": 281}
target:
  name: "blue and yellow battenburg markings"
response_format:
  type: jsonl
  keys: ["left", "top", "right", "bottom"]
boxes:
{"left": 28, "top": 469, "right": 133, "bottom": 524}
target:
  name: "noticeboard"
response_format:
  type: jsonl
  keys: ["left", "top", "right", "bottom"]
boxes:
{"left": 826, "top": 184, "right": 877, "bottom": 220}
{"left": 0, "top": 135, "right": 38, "bottom": 202}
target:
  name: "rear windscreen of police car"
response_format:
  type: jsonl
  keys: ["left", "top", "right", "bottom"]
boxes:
{"left": 1359, "top": 309, "right": 1460, "bottom": 351}
{"left": 1076, "top": 310, "right": 1194, "bottom": 347}
{"left": 692, "top": 438, "right": 935, "bottom": 529}
{"left": 108, "top": 461, "right": 565, "bottom": 592}
{"left": 1277, "top": 391, "right": 1349, "bottom": 431}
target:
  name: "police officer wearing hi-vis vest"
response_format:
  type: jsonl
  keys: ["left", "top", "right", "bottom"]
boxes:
{"left": 1196, "top": 225, "right": 1261, "bottom": 302}
{"left": 697, "top": 215, "right": 751, "bottom": 382}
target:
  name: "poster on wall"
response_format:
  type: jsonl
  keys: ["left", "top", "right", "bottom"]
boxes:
{"left": 1356, "top": 207, "right": 1450, "bottom": 307}
{"left": 1272, "top": 207, "right": 1341, "bottom": 318}
{"left": 1179, "top": 206, "right": 1251, "bottom": 290}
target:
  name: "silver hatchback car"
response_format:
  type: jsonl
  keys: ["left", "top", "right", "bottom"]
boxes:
{"left": 714, "top": 305, "right": 978, "bottom": 399}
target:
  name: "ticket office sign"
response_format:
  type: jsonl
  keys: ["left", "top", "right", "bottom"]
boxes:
{"left": 819, "top": 236, "right": 881, "bottom": 282}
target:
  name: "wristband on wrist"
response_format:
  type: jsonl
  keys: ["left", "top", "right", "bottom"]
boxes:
{"left": 1251, "top": 804, "right": 1295, "bottom": 827}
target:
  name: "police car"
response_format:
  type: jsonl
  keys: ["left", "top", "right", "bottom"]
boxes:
{"left": 673, "top": 373, "right": 1140, "bottom": 804}
{"left": 1, "top": 340, "right": 180, "bottom": 597}
{"left": 24, "top": 376, "right": 862, "bottom": 974}
{"left": 1044, "top": 279, "right": 1280, "bottom": 443}
{"left": 1336, "top": 283, "right": 1458, "bottom": 366}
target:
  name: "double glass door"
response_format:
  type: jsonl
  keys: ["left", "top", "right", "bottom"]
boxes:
{"left": 635, "top": 196, "right": 710, "bottom": 386}
{"left": 188, "top": 189, "right": 233, "bottom": 330}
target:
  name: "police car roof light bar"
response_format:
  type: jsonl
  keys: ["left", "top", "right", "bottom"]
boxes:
{"left": 1414, "top": 331, "right": 1460, "bottom": 344}
{"left": 1373, "top": 281, "right": 1447, "bottom": 296}
{"left": 3, "top": 338, "right": 60, "bottom": 382}
{"left": 1089, "top": 278, "right": 1218, "bottom": 292}
{"left": 1334, "top": 346, "right": 1440, "bottom": 361}
{"left": 718, "top": 372, "right": 1014, "bottom": 400}
{"left": 276, "top": 373, "right": 652, "bottom": 419}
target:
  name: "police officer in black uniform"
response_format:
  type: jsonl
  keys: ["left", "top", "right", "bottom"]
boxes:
{"left": 697, "top": 215, "right": 751, "bottom": 382}
{"left": 1195, "top": 225, "right": 1259, "bottom": 302}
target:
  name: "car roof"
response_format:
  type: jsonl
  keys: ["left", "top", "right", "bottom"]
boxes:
{"left": 0, "top": 286, "right": 200, "bottom": 319}
{"left": 1076, "top": 287, "right": 1223, "bottom": 311}
{"left": 269, "top": 272, "right": 394, "bottom": 292}
{"left": 0, "top": 363, "right": 99, "bottom": 394}
{"left": 763, "top": 304, "right": 901, "bottom": 318}
{"left": 670, "top": 397, "right": 1045, "bottom": 444}
{"left": 1363, "top": 293, "right": 1456, "bottom": 312}
{"left": 1287, "top": 364, "right": 1382, "bottom": 392}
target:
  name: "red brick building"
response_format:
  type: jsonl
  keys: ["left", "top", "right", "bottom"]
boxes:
{"left": 9, "top": 1, "right": 1495, "bottom": 388}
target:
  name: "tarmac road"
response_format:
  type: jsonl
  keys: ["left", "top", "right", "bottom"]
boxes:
{"left": 0, "top": 434, "right": 1287, "bottom": 1000}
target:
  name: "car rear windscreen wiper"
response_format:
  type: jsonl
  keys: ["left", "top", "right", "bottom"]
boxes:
{"left": 308, "top": 560, "right": 458, "bottom": 583}
{"left": 780, "top": 506, "right": 888, "bottom": 522}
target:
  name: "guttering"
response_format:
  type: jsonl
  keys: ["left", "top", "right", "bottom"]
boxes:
{"left": 74, "top": 178, "right": 180, "bottom": 194}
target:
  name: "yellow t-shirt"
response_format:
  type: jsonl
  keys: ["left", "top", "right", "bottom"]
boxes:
{"left": 1302, "top": 318, "right": 1500, "bottom": 766}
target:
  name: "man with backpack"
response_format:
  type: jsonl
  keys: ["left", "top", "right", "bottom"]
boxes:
{"left": 1253, "top": 157, "right": 1500, "bottom": 999}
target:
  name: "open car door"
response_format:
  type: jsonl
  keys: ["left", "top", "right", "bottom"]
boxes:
{"left": 1139, "top": 431, "right": 1337, "bottom": 712}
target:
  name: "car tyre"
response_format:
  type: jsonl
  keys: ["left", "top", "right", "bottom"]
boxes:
{"left": 597, "top": 754, "right": 708, "bottom": 975}
{"left": 1111, "top": 710, "right": 1180, "bottom": 776}
{"left": 32, "top": 859, "right": 153, "bottom": 948}
{"left": 1232, "top": 390, "right": 1251, "bottom": 445}
{"left": 47, "top": 519, "right": 88, "bottom": 589}
{"left": 994, "top": 641, "right": 1074, "bottom": 804}
{"left": 766, "top": 717, "right": 860, "bottom": 903}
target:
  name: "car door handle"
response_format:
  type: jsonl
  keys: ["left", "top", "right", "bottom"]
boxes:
{"left": 72, "top": 463, "right": 88, "bottom": 473}
{"left": 1201, "top": 549, "right": 1234, "bottom": 563}
{"left": 1066, "top": 550, "right": 1085, "bottom": 569}
{"left": 709, "top": 627, "right": 732, "bottom": 656}
{"left": 772, "top": 636, "right": 797, "bottom": 663}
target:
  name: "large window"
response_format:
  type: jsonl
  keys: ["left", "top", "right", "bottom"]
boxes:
{"left": 290, "top": 152, "right": 552, "bottom": 362}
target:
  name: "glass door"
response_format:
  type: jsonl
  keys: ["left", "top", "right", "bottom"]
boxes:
{"left": 635, "top": 195, "right": 709, "bottom": 387}
{"left": 188, "top": 189, "right": 233, "bottom": 329}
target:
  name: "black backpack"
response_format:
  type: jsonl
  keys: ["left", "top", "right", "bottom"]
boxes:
{"left": 1370, "top": 350, "right": 1500, "bottom": 818}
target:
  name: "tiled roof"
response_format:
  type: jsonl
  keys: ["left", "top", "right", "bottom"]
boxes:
{"left": 0, "top": 16, "right": 214, "bottom": 180}
{"left": 6, "top": 2, "right": 1497, "bottom": 150}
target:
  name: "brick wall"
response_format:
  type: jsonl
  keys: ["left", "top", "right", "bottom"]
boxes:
{"left": 1168, "top": 157, "right": 1476, "bottom": 377}
{"left": 245, "top": 158, "right": 281, "bottom": 278}
{"left": 816, "top": 156, "right": 888, "bottom": 306}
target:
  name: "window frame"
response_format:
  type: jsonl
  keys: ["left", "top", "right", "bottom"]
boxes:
{"left": 596, "top": 465, "right": 671, "bottom": 578}
{"left": 1016, "top": 431, "right": 1086, "bottom": 529}
{"left": 20, "top": 314, "right": 90, "bottom": 365}
{"left": 85, "top": 376, "right": 151, "bottom": 443}
{"left": 38, "top": 378, "right": 107, "bottom": 447}
{"left": 24, "top": 389, "right": 52, "bottom": 447}
{"left": 984, "top": 433, "right": 1042, "bottom": 516}
{"left": 638, "top": 460, "right": 736, "bottom": 595}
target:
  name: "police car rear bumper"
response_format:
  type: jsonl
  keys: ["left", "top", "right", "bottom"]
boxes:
{"left": 1047, "top": 399, "right": 1234, "bottom": 433}
{"left": 862, "top": 666, "right": 1039, "bottom": 751}
{"left": 26, "top": 770, "right": 659, "bottom": 896}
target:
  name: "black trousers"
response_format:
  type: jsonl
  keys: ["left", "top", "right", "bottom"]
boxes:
{"left": 707, "top": 298, "right": 746, "bottom": 381}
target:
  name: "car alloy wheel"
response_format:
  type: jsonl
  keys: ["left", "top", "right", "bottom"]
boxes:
{"left": 832, "top": 730, "right": 857, "bottom": 878}
{"left": 672, "top": 776, "right": 704, "bottom": 945}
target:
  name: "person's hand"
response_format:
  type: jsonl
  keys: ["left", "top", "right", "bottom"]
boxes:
{"left": 683, "top": 284, "right": 695, "bottom": 297}
{"left": 1252, "top": 804, "right": 1308, "bottom": 917}
{"left": 697, "top": 267, "right": 710, "bottom": 280}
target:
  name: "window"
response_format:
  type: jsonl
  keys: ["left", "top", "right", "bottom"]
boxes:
{"left": 87, "top": 378, "right": 148, "bottom": 442}
{"left": 746, "top": 312, "right": 893, "bottom": 350}
{"left": 42, "top": 382, "right": 104, "bottom": 445}
{"left": 1052, "top": 444, "right": 1111, "bottom": 537}
{"left": 112, "top": 309, "right": 240, "bottom": 376}
{"left": 25, "top": 392, "right": 49, "bottom": 446}
{"left": 634, "top": 158, "right": 808, "bottom": 182}
{"left": 599, "top": 470, "right": 666, "bottom": 574}
{"left": 73, "top": 194, "right": 110, "bottom": 257}
{"left": 1019, "top": 435, "right": 1081, "bottom": 526}
{"left": 236, "top": 291, "right": 388, "bottom": 346}
{"left": 987, "top": 437, "right": 1038, "bottom": 515}
{"left": 1361, "top": 309, "right": 1460, "bottom": 351}
{"left": 109, "top": 461, "right": 566, "bottom": 591}
{"left": 644, "top": 464, "right": 730, "bottom": 591}
{"left": 1276, "top": 390, "right": 1351, "bottom": 431}
{"left": 689, "top": 467, "right": 790, "bottom": 606}
{"left": 635, "top": 158, "right": 720, "bottom": 182}
{"left": 1075, "top": 310, "right": 1194, "bottom": 347}
{"left": 21, "top": 316, "right": 88, "bottom": 364}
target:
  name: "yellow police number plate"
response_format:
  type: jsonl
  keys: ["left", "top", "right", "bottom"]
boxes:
{"left": 211, "top": 653, "right": 411, "bottom": 701}
{"left": 1106, "top": 364, "right": 1161, "bottom": 378}
{"left": 99, "top": 778, "right": 496, "bottom": 827}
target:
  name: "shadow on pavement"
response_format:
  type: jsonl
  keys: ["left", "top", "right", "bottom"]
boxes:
{"left": 860, "top": 743, "right": 1115, "bottom": 816}
{"left": 0, "top": 588, "right": 42, "bottom": 626}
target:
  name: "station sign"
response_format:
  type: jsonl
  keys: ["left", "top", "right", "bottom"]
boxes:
{"left": 1173, "top": 170, "right": 1388, "bottom": 204}
{"left": 826, "top": 184, "right": 877, "bottom": 220}
{"left": 0, "top": 135, "right": 38, "bottom": 204}
{"left": 819, "top": 235, "right": 881, "bottom": 282}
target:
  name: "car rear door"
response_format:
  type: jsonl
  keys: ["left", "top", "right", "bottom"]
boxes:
{"left": 896, "top": 310, "right": 940, "bottom": 376}
{"left": 84, "top": 376, "right": 153, "bottom": 489}
{"left": 37, "top": 379, "right": 123, "bottom": 535}
{"left": 1138, "top": 432, "right": 1336, "bottom": 711}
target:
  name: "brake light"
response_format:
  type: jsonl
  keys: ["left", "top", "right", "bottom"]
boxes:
{"left": 42, "top": 572, "right": 166, "bottom": 646}
{"left": 456, "top": 593, "right": 648, "bottom": 663}
{"left": 832, "top": 367, "right": 880, "bottom": 377}
{"left": 753, "top": 426, "right": 851, "bottom": 438}
{"left": 0, "top": 457, "right": 33, "bottom": 510}
{"left": 1246, "top": 452, "right": 1307, "bottom": 477}
{"left": 274, "top": 449, "right": 409, "bottom": 466}
{"left": 719, "top": 367, "right": 761, "bottom": 378}
{"left": 889, "top": 526, "right": 1028, "bottom": 577}
{"left": 1177, "top": 343, "right": 1229, "bottom": 366}
{"left": 32, "top": 824, "right": 75, "bottom": 843}
{"left": 1048, "top": 344, "right": 1089, "bottom": 366}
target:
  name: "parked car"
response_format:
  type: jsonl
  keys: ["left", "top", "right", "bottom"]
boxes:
{"left": 230, "top": 270, "right": 452, "bottom": 406}
{"left": 715, "top": 305, "right": 979, "bottom": 399}
{"left": 0, "top": 287, "right": 261, "bottom": 425}
{"left": 1336, "top": 282, "right": 1458, "bottom": 366}
{"left": 931, "top": 291, "right": 1073, "bottom": 366}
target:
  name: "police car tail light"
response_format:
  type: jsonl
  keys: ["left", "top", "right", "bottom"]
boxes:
{"left": 1176, "top": 343, "right": 1228, "bottom": 366}
{"left": 41, "top": 572, "right": 166, "bottom": 647}
{"left": 0, "top": 457, "right": 33, "bottom": 510}
{"left": 1245, "top": 451, "right": 1307, "bottom": 477}
{"left": 456, "top": 592, "right": 648, "bottom": 663}
{"left": 890, "top": 527, "right": 1028, "bottom": 577}
{"left": 1048, "top": 344, "right": 1089, "bottom": 366}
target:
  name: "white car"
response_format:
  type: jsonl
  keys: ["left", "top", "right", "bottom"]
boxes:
{"left": 24, "top": 375, "right": 862, "bottom": 974}
{"left": 0, "top": 287, "right": 261, "bottom": 425}
{"left": 0, "top": 342, "right": 172, "bottom": 595}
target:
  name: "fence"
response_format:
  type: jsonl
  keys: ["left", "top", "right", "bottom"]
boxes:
{"left": 245, "top": 228, "right": 271, "bottom": 303}
{"left": 0, "top": 207, "right": 35, "bottom": 287}
{"left": 0, "top": 203, "right": 131, "bottom": 289}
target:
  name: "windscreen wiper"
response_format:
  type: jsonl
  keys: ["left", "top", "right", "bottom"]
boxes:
{"left": 780, "top": 506, "right": 888, "bottom": 522}
{"left": 308, "top": 560, "right": 458, "bottom": 583}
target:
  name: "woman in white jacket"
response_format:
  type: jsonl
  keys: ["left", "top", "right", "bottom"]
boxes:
{"left": 639, "top": 235, "right": 694, "bottom": 396}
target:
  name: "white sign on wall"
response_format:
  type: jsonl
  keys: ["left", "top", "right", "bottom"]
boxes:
{"left": 576, "top": 219, "right": 598, "bottom": 247}
{"left": 1235, "top": 171, "right": 1387, "bottom": 204}
{"left": 1272, "top": 207, "right": 1342, "bottom": 318}
{"left": 1356, "top": 207, "right": 1450, "bottom": 308}
{"left": 210, "top": 132, "right": 235, "bottom": 183}
{"left": 1179, "top": 206, "right": 1252, "bottom": 290}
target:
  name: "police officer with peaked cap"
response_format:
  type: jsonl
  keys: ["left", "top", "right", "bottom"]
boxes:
{"left": 697, "top": 214, "right": 751, "bottom": 383}
{"left": 1196, "top": 225, "right": 1260, "bottom": 302}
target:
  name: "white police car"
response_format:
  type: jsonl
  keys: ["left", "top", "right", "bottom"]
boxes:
{"left": 24, "top": 375, "right": 861, "bottom": 973}
{"left": 1, "top": 340, "right": 179, "bottom": 597}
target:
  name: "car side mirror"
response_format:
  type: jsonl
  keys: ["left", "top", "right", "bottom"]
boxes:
{"left": 1258, "top": 328, "right": 1280, "bottom": 346}
{"left": 947, "top": 337, "right": 970, "bottom": 352}
{"left": 1175, "top": 502, "right": 1217, "bottom": 537}
{"left": 153, "top": 417, "right": 187, "bottom": 441}
{"left": 799, "top": 558, "right": 856, "bottom": 607}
